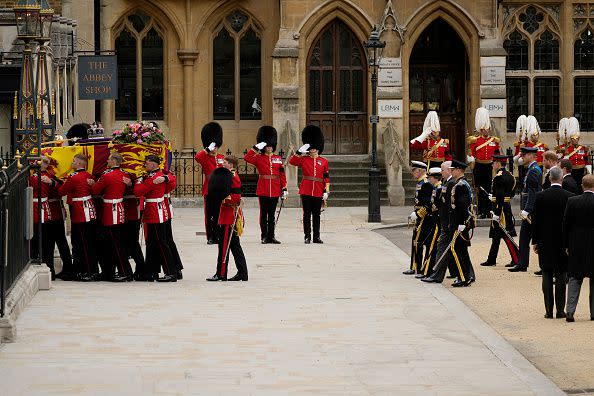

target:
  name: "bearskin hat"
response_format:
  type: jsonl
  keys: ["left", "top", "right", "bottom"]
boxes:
{"left": 201, "top": 122, "right": 223, "bottom": 149}
{"left": 301, "top": 125, "right": 325, "bottom": 154}
{"left": 66, "top": 123, "right": 91, "bottom": 140}
{"left": 256, "top": 125, "right": 278, "bottom": 151}
{"left": 207, "top": 167, "right": 233, "bottom": 205}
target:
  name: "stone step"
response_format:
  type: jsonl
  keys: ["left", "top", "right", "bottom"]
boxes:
{"left": 328, "top": 174, "right": 388, "bottom": 184}
{"left": 331, "top": 183, "right": 389, "bottom": 192}
{"left": 330, "top": 190, "right": 389, "bottom": 199}
{"left": 328, "top": 197, "right": 391, "bottom": 207}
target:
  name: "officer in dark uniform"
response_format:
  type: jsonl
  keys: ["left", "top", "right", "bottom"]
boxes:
{"left": 404, "top": 161, "right": 433, "bottom": 275}
{"left": 423, "top": 161, "right": 459, "bottom": 283}
{"left": 481, "top": 154, "right": 518, "bottom": 267}
{"left": 509, "top": 146, "right": 542, "bottom": 272}
{"left": 417, "top": 167, "right": 442, "bottom": 279}
{"left": 449, "top": 159, "right": 475, "bottom": 287}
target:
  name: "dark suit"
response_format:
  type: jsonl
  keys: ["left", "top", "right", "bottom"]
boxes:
{"left": 563, "top": 192, "right": 594, "bottom": 317}
{"left": 532, "top": 185, "right": 574, "bottom": 316}
{"left": 518, "top": 161, "right": 542, "bottom": 268}
{"left": 449, "top": 176, "right": 475, "bottom": 282}
{"left": 562, "top": 174, "right": 580, "bottom": 195}
{"left": 428, "top": 176, "right": 458, "bottom": 281}
{"left": 411, "top": 178, "right": 434, "bottom": 273}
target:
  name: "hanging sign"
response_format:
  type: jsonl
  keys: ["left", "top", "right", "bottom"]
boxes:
{"left": 78, "top": 55, "right": 118, "bottom": 100}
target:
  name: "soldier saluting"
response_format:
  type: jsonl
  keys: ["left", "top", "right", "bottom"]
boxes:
{"left": 409, "top": 111, "right": 451, "bottom": 169}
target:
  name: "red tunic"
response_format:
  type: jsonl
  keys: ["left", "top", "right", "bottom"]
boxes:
{"left": 58, "top": 169, "right": 97, "bottom": 224}
{"left": 244, "top": 149, "right": 287, "bottom": 197}
{"left": 133, "top": 170, "right": 169, "bottom": 224}
{"left": 48, "top": 179, "right": 65, "bottom": 221}
{"left": 469, "top": 135, "right": 501, "bottom": 163}
{"left": 219, "top": 172, "right": 242, "bottom": 225}
{"left": 29, "top": 171, "right": 52, "bottom": 224}
{"left": 163, "top": 170, "right": 177, "bottom": 219}
{"left": 563, "top": 144, "right": 590, "bottom": 169}
{"left": 289, "top": 154, "right": 330, "bottom": 198}
{"left": 409, "top": 137, "right": 451, "bottom": 162}
{"left": 91, "top": 167, "right": 128, "bottom": 226}
{"left": 123, "top": 182, "right": 140, "bottom": 222}
{"left": 517, "top": 141, "right": 548, "bottom": 165}
{"left": 194, "top": 150, "right": 225, "bottom": 196}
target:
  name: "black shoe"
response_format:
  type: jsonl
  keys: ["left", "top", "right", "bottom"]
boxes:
{"left": 480, "top": 261, "right": 496, "bottom": 267}
{"left": 414, "top": 273, "right": 425, "bottom": 279}
{"left": 206, "top": 274, "right": 227, "bottom": 282}
{"left": 177, "top": 271, "right": 183, "bottom": 280}
{"left": 421, "top": 277, "right": 442, "bottom": 283}
{"left": 544, "top": 313, "right": 553, "bottom": 319}
{"left": 304, "top": 236, "right": 311, "bottom": 244}
{"left": 157, "top": 275, "right": 177, "bottom": 282}
{"left": 566, "top": 313, "right": 575, "bottom": 322}
{"left": 402, "top": 269, "right": 415, "bottom": 275}
{"left": 56, "top": 272, "right": 76, "bottom": 281}
{"left": 508, "top": 265, "right": 527, "bottom": 272}
{"left": 207, "top": 238, "right": 217, "bottom": 245}
{"left": 269, "top": 238, "right": 281, "bottom": 244}
{"left": 534, "top": 270, "right": 543, "bottom": 276}
{"left": 112, "top": 275, "right": 133, "bottom": 282}
{"left": 79, "top": 273, "right": 99, "bottom": 282}
{"left": 452, "top": 279, "right": 470, "bottom": 287}
{"left": 556, "top": 312, "right": 566, "bottom": 319}
{"left": 261, "top": 238, "right": 269, "bottom": 244}
{"left": 228, "top": 274, "right": 248, "bottom": 281}
{"left": 313, "top": 238, "right": 323, "bottom": 244}
{"left": 505, "top": 262, "right": 516, "bottom": 268}
{"left": 469, "top": 277, "right": 476, "bottom": 284}
{"left": 134, "top": 273, "right": 153, "bottom": 282}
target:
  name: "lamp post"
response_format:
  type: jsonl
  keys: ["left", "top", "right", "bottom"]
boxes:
{"left": 13, "top": 0, "right": 43, "bottom": 266}
{"left": 364, "top": 28, "right": 385, "bottom": 223}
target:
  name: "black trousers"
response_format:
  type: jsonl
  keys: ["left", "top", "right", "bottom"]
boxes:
{"left": 542, "top": 270, "right": 567, "bottom": 316}
{"left": 46, "top": 220, "right": 73, "bottom": 274}
{"left": 145, "top": 222, "right": 175, "bottom": 276}
{"left": 165, "top": 219, "right": 183, "bottom": 272}
{"left": 487, "top": 228, "right": 519, "bottom": 265}
{"left": 518, "top": 219, "right": 532, "bottom": 268}
{"left": 473, "top": 162, "right": 493, "bottom": 216}
{"left": 31, "top": 222, "right": 55, "bottom": 274}
{"left": 95, "top": 225, "right": 112, "bottom": 277}
{"left": 421, "top": 225, "right": 440, "bottom": 276}
{"left": 450, "top": 231, "right": 474, "bottom": 282}
{"left": 301, "top": 195, "right": 323, "bottom": 239}
{"left": 103, "top": 225, "right": 132, "bottom": 277}
{"left": 122, "top": 220, "right": 146, "bottom": 275}
{"left": 216, "top": 224, "right": 248, "bottom": 279}
{"left": 71, "top": 221, "right": 98, "bottom": 275}
{"left": 259, "top": 196, "right": 279, "bottom": 240}
{"left": 205, "top": 194, "right": 221, "bottom": 242}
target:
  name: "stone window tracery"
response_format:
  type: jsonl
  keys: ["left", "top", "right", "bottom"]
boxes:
{"left": 213, "top": 11, "right": 262, "bottom": 121}
{"left": 114, "top": 11, "right": 164, "bottom": 120}
{"left": 502, "top": 4, "right": 561, "bottom": 132}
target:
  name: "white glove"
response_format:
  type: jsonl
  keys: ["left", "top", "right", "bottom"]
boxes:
{"left": 298, "top": 144, "right": 310, "bottom": 154}
{"left": 492, "top": 214, "right": 500, "bottom": 221}
{"left": 587, "top": 165, "right": 592, "bottom": 174}
{"left": 411, "top": 130, "right": 430, "bottom": 144}
{"left": 282, "top": 190, "right": 289, "bottom": 199}
{"left": 513, "top": 154, "right": 521, "bottom": 164}
{"left": 255, "top": 142, "right": 267, "bottom": 150}
{"left": 563, "top": 156, "right": 569, "bottom": 160}
{"left": 457, "top": 224, "right": 466, "bottom": 232}
{"left": 518, "top": 157, "right": 525, "bottom": 165}
{"left": 207, "top": 142, "right": 217, "bottom": 152}
{"left": 520, "top": 210, "right": 529, "bottom": 220}
{"left": 488, "top": 193, "right": 493, "bottom": 201}
{"left": 323, "top": 192, "right": 329, "bottom": 201}
{"left": 409, "top": 211, "right": 417, "bottom": 222}
{"left": 467, "top": 155, "right": 475, "bottom": 163}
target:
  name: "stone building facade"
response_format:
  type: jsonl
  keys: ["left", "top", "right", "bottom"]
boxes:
{"left": 3, "top": 0, "right": 594, "bottom": 204}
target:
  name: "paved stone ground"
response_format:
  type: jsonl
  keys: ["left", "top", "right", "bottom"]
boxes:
{"left": 0, "top": 207, "right": 562, "bottom": 395}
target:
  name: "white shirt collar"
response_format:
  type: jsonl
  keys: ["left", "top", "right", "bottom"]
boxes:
{"left": 585, "top": 190, "right": 594, "bottom": 194}
{"left": 551, "top": 183, "right": 562, "bottom": 187}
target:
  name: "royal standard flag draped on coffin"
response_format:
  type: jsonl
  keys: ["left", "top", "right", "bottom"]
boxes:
{"left": 41, "top": 142, "right": 171, "bottom": 180}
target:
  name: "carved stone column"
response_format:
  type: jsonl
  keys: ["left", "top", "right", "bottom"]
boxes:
{"left": 177, "top": 50, "right": 199, "bottom": 150}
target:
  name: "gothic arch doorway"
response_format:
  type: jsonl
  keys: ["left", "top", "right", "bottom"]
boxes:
{"left": 409, "top": 18, "right": 468, "bottom": 159}
{"left": 306, "top": 19, "right": 368, "bottom": 154}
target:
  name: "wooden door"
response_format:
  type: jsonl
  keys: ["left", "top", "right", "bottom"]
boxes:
{"left": 307, "top": 20, "right": 367, "bottom": 154}
{"left": 409, "top": 65, "right": 465, "bottom": 159}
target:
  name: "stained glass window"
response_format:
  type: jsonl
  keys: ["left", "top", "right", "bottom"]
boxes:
{"left": 534, "top": 30, "right": 559, "bottom": 70}
{"left": 574, "top": 78, "right": 594, "bottom": 130}
{"left": 213, "top": 28, "right": 235, "bottom": 120}
{"left": 504, "top": 31, "right": 528, "bottom": 70}
{"left": 575, "top": 28, "right": 594, "bottom": 70}
{"left": 506, "top": 78, "right": 528, "bottom": 131}
{"left": 534, "top": 78, "right": 559, "bottom": 132}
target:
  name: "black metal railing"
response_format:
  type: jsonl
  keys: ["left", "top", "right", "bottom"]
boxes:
{"left": 0, "top": 159, "right": 32, "bottom": 317}
{"left": 170, "top": 148, "right": 286, "bottom": 198}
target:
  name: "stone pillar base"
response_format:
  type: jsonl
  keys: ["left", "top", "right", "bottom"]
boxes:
{"left": 0, "top": 263, "right": 52, "bottom": 343}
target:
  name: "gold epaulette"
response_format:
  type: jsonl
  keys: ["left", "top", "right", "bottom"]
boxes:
{"left": 467, "top": 136, "right": 478, "bottom": 144}
{"left": 444, "top": 139, "right": 449, "bottom": 144}
{"left": 493, "top": 137, "right": 501, "bottom": 143}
